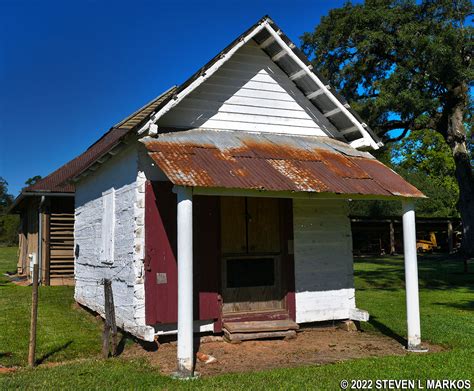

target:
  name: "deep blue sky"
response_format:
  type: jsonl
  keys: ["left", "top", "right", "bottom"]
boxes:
{"left": 0, "top": 0, "right": 350, "bottom": 196}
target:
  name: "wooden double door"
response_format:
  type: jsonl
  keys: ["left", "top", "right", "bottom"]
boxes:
{"left": 220, "top": 197, "right": 289, "bottom": 315}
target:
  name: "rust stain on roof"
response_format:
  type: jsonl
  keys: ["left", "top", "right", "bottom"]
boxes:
{"left": 143, "top": 129, "right": 425, "bottom": 198}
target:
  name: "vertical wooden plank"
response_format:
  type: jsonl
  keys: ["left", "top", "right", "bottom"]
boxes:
{"left": 220, "top": 197, "right": 246, "bottom": 254}
{"left": 389, "top": 221, "right": 396, "bottom": 255}
{"left": 28, "top": 260, "right": 39, "bottom": 367}
{"left": 281, "top": 199, "right": 296, "bottom": 321}
{"left": 27, "top": 199, "right": 39, "bottom": 280}
{"left": 144, "top": 181, "right": 178, "bottom": 324}
{"left": 193, "top": 195, "right": 220, "bottom": 321}
{"left": 43, "top": 199, "right": 51, "bottom": 285}
{"left": 248, "top": 198, "right": 280, "bottom": 253}
{"left": 102, "top": 279, "right": 118, "bottom": 358}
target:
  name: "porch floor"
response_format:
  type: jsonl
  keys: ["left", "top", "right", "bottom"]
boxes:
{"left": 122, "top": 324, "right": 443, "bottom": 377}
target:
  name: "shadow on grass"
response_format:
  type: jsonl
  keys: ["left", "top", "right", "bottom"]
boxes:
{"left": 355, "top": 254, "right": 474, "bottom": 291}
{"left": 369, "top": 316, "right": 407, "bottom": 347}
{"left": 36, "top": 341, "right": 73, "bottom": 365}
{"left": 433, "top": 300, "right": 474, "bottom": 311}
{"left": 115, "top": 334, "right": 128, "bottom": 356}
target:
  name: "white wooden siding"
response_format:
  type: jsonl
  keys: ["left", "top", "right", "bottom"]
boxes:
{"left": 159, "top": 40, "right": 338, "bottom": 137}
{"left": 74, "top": 144, "right": 156, "bottom": 340}
{"left": 293, "top": 199, "right": 363, "bottom": 323}
{"left": 100, "top": 189, "right": 115, "bottom": 263}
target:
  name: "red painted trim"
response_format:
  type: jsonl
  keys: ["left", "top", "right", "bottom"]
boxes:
{"left": 144, "top": 181, "right": 178, "bottom": 324}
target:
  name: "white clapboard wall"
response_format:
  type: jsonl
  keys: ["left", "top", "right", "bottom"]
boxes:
{"left": 293, "top": 199, "right": 357, "bottom": 323}
{"left": 159, "top": 40, "right": 338, "bottom": 137}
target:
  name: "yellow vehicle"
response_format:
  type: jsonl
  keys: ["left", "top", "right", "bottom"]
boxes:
{"left": 416, "top": 232, "right": 438, "bottom": 253}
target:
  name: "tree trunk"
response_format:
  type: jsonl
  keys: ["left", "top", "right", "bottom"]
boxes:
{"left": 444, "top": 85, "right": 474, "bottom": 260}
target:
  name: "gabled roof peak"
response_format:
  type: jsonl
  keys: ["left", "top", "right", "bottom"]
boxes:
{"left": 140, "top": 15, "right": 382, "bottom": 150}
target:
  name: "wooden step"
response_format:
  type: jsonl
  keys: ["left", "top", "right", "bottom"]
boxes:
{"left": 223, "top": 319, "right": 299, "bottom": 334}
{"left": 223, "top": 329, "right": 297, "bottom": 343}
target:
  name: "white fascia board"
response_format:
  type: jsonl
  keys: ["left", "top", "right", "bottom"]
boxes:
{"left": 138, "top": 21, "right": 268, "bottom": 135}
{"left": 350, "top": 137, "right": 372, "bottom": 149}
{"left": 263, "top": 25, "right": 379, "bottom": 150}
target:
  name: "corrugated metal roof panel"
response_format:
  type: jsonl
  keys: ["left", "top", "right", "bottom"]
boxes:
{"left": 143, "top": 129, "right": 425, "bottom": 198}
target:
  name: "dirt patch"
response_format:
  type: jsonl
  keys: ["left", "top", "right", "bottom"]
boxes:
{"left": 122, "top": 326, "right": 443, "bottom": 377}
{"left": 0, "top": 366, "right": 18, "bottom": 374}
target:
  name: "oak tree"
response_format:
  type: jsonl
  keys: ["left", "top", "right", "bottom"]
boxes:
{"left": 302, "top": 0, "right": 474, "bottom": 255}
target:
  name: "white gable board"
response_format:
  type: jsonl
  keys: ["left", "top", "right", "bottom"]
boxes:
{"left": 159, "top": 40, "right": 339, "bottom": 137}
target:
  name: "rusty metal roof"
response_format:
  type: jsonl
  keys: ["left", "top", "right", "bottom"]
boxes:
{"left": 143, "top": 129, "right": 424, "bottom": 199}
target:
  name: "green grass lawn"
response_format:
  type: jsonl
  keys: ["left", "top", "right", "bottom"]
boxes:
{"left": 1, "top": 247, "right": 473, "bottom": 389}
{"left": 0, "top": 247, "right": 104, "bottom": 368}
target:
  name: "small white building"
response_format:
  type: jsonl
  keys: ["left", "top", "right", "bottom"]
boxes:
{"left": 72, "top": 16, "right": 425, "bottom": 378}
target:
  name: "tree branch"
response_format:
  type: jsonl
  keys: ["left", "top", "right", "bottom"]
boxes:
{"left": 384, "top": 128, "right": 410, "bottom": 143}
{"left": 377, "top": 120, "right": 412, "bottom": 135}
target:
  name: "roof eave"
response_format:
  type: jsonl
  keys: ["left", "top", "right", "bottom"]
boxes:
{"left": 7, "top": 191, "right": 74, "bottom": 214}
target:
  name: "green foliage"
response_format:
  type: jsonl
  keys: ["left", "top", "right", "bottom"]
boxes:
{"left": 349, "top": 131, "right": 460, "bottom": 217}
{"left": 25, "top": 175, "right": 42, "bottom": 187}
{"left": 301, "top": 0, "right": 473, "bottom": 140}
{"left": 0, "top": 177, "right": 13, "bottom": 214}
{"left": 0, "top": 214, "right": 20, "bottom": 246}
{"left": 393, "top": 129, "right": 460, "bottom": 216}
{"left": 0, "top": 177, "right": 18, "bottom": 245}
{"left": 302, "top": 1, "right": 473, "bottom": 219}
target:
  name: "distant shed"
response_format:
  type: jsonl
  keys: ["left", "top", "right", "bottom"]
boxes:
{"left": 7, "top": 109, "right": 169, "bottom": 285}
{"left": 351, "top": 216, "right": 462, "bottom": 255}
{"left": 9, "top": 180, "right": 75, "bottom": 285}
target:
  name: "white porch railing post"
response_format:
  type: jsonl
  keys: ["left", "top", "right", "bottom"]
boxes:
{"left": 176, "top": 186, "right": 194, "bottom": 378}
{"left": 402, "top": 200, "right": 424, "bottom": 351}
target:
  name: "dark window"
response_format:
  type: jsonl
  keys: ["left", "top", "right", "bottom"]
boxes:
{"left": 226, "top": 258, "right": 275, "bottom": 288}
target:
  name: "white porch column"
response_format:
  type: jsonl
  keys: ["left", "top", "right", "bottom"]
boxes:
{"left": 176, "top": 186, "right": 194, "bottom": 377}
{"left": 402, "top": 200, "right": 424, "bottom": 351}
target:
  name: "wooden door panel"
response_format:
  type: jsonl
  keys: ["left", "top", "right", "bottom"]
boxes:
{"left": 247, "top": 198, "right": 280, "bottom": 253}
{"left": 220, "top": 197, "right": 246, "bottom": 254}
{"left": 193, "top": 195, "right": 220, "bottom": 320}
{"left": 221, "top": 255, "right": 283, "bottom": 314}
{"left": 144, "top": 181, "right": 178, "bottom": 324}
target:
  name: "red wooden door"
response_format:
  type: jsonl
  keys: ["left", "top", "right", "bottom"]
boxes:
{"left": 144, "top": 181, "right": 178, "bottom": 324}
{"left": 145, "top": 182, "right": 221, "bottom": 325}
{"left": 193, "top": 195, "right": 220, "bottom": 321}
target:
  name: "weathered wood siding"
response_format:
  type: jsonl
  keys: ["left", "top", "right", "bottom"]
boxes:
{"left": 74, "top": 144, "right": 155, "bottom": 340}
{"left": 48, "top": 198, "right": 75, "bottom": 283}
{"left": 159, "top": 40, "right": 337, "bottom": 137}
{"left": 26, "top": 199, "right": 39, "bottom": 278}
{"left": 293, "top": 199, "right": 357, "bottom": 323}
